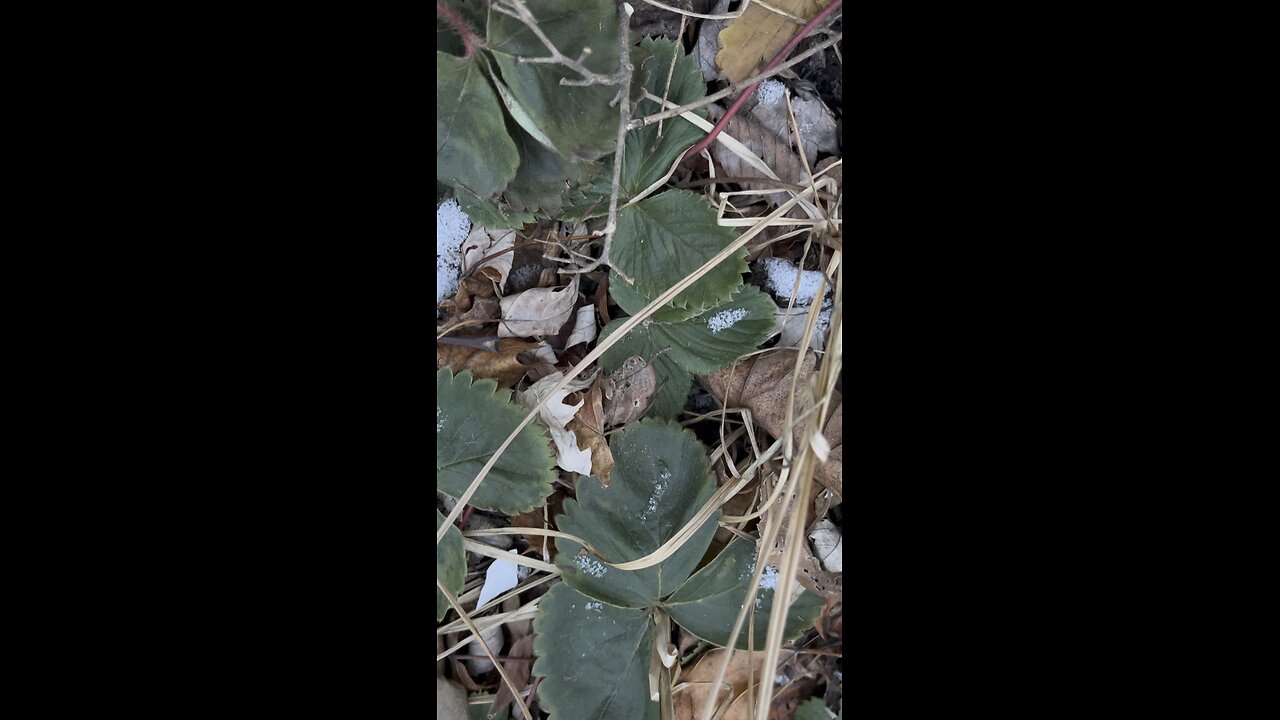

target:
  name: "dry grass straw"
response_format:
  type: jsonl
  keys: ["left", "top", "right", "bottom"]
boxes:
{"left": 437, "top": 578, "right": 535, "bottom": 720}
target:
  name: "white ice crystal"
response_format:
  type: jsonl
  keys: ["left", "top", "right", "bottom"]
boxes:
{"left": 707, "top": 308, "right": 749, "bottom": 334}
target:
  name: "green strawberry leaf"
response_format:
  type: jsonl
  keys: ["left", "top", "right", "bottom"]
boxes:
{"left": 610, "top": 190, "right": 747, "bottom": 316}
{"left": 597, "top": 319, "right": 692, "bottom": 420}
{"left": 437, "top": 52, "right": 520, "bottom": 201}
{"left": 664, "top": 537, "right": 825, "bottom": 651}
{"left": 608, "top": 269, "right": 700, "bottom": 322}
{"left": 436, "top": 368, "right": 556, "bottom": 514}
{"left": 554, "top": 419, "right": 719, "bottom": 607}
{"left": 532, "top": 583, "right": 658, "bottom": 720}
{"left": 600, "top": 285, "right": 775, "bottom": 376}
{"left": 620, "top": 38, "right": 708, "bottom": 197}
{"left": 455, "top": 189, "right": 537, "bottom": 230}
{"left": 436, "top": 509, "right": 465, "bottom": 621}
{"left": 503, "top": 125, "right": 602, "bottom": 217}
{"left": 487, "top": 0, "right": 622, "bottom": 162}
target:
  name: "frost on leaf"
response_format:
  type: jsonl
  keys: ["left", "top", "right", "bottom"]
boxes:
{"left": 664, "top": 538, "right": 824, "bottom": 650}
{"left": 554, "top": 420, "right": 719, "bottom": 607}
{"left": 707, "top": 307, "right": 749, "bottom": 334}
{"left": 600, "top": 286, "right": 776, "bottom": 376}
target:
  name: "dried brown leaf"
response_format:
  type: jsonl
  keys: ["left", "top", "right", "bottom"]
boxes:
{"left": 437, "top": 338, "right": 540, "bottom": 389}
{"left": 675, "top": 648, "right": 797, "bottom": 720}
{"left": 748, "top": 83, "right": 839, "bottom": 167}
{"left": 716, "top": 0, "right": 830, "bottom": 84}
{"left": 462, "top": 226, "right": 517, "bottom": 287}
{"left": 709, "top": 106, "right": 808, "bottom": 209}
{"left": 698, "top": 350, "right": 842, "bottom": 500}
{"left": 498, "top": 276, "right": 579, "bottom": 338}
{"left": 518, "top": 371, "right": 596, "bottom": 475}
{"left": 490, "top": 633, "right": 535, "bottom": 719}
{"left": 601, "top": 355, "right": 658, "bottom": 428}
{"left": 694, "top": 0, "right": 732, "bottom": 81}
{"left": 569, "top": 380, "right": 614, "bottom": 486}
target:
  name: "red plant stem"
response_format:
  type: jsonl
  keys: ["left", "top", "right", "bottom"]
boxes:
{"left": 684, "top": 0, "right": 842, "bottom": 160}
{"left": 437, "top": 1, "right": 477, "bottom": 59}
{"left": 458, "top": 504, "right": 474, "bottom": 529}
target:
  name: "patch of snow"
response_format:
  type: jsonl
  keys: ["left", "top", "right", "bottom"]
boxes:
{"left": 585, "top": 601, "right": 603, "bottom": 611}
{"left": 436, "top": 407, "right": 444, "bottom": 432}
{"left": 707, "top": 307, "right": 749, "bottom": 334}
{"left": 775, "top": 674, "right": 789, "bottom": 685}
{"left": 437, "top": 199, "right": 471, "bottom": 304}
{"left": 756, "top": 79, "right": 786, "bottom": 106}
{"left": 759, "top": 565, "right": 779, "bottom": 590}
{"left": 759, "top": 257, "right": 827, "bottom": 306}
{"left": 575, "top": 554, "right": 608, "bottom": 578}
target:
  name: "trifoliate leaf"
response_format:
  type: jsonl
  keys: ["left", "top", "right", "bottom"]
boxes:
{"left": 611, "top": 190, "right": 747, "bottom": 316}
{"left": 532, "top": 583, "right": 658, "bottom": 720}
{"left": 664, "top": 537, "right": 825, "bottom": 650}
{"left": 600, "top": 286, "right": 775, "bottom": 376}
{"left": 437, "top": 52, "right": 520, "bottom": 201}
{"left": 620, "top": 38, "right": 708, "bottom": 197}
{"left": 554, "top": 419, "right": 720, "bottom": 607}
{"left": 487, "top": 0, "right": 622, "bottom": 162}
{"left": 598, "top": 319, "right": 692, "bottom": 420}
{"left": 436, "top": 368, "right": 556, "bottom": 515}
{"left": 436, "top": 509, "right": 465, "bottom": 621}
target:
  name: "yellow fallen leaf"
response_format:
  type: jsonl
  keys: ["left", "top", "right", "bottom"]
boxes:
{"left": 716, "top": 0, "right": 830, "bottom": 84}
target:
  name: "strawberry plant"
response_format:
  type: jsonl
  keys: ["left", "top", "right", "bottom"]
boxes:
{"left": 436, "top": 1, "right": 844, "bottom": 717}
{"left": 534, "top": 420, "right": 823, "bottom": 720}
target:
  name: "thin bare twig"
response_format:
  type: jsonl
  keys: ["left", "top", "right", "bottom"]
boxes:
{"left": 490, "top": 0, "right": 629, "bottom": 88}
{"left": 600, "top": 2, "right": 635, "bottom": 273}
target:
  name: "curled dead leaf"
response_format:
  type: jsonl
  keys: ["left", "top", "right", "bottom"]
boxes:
{"left": 699, "top": 350, "right": 841, "bottom": 501}
{"left": 564, "top": 305, "right": 598, "bottom": 349}
{"left": 568, "top": 379, "right": 614, "bottom": 486}
{"left": 437, "top": 338, "right": 540, "bottom": 388}
{"left": 499, "top": 276, "right": 579, "bottom": 338}
{"left": 517, "top": 371, "right": 596, "bottom": 475}
{"left": 462, "top": 226, "right": 517, "bottom": 287}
